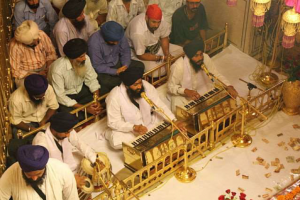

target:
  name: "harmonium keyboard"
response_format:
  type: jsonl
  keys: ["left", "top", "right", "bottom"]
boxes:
{"left": 123, "top": 121, "right": 185, "bottom": 171}
{"left": 176, "top": 87, "right": 236, "bottom": 135}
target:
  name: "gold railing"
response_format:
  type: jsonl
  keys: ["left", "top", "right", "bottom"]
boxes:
{"left": 92, "top": 81, "right": 284, "bottom": 200}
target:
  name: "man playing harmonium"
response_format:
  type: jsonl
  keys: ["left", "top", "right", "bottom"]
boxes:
{"left": 32, "top": 112, "right": 107, "bottom": 188}
{"left": 105, "top": 66, "right": 185, "bottom": 150}
{"left": 167, "top": 38, "right": 238, "bottom": 112}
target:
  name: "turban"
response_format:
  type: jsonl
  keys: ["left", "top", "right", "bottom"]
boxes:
{"left": 63, "top": 38, "right": 87, "bottom": 59}
{"left": 119, "top": 66, "right": 144, "bottom": 86}
{"left": 14, "top": 20, "right": 39, "bottom": 45}
{"left": 101, "top": 21, "right": 124, "bottom": 42}
{"left": 62, "top": 0, "right": 86, "bottom": 19}
{"left": 24, "top": 74, "right": 48, "bottom": 96}
{"left": 17, "top": 145, "right": 49, "bottom": 172}
{"left": 146, "top": 4, "right": 162, "bottom": 20}
{"left": 50, "top": 112, "right": 79, "bottom": 133}
{"left": 183, "top": 38, "right": 205, "bottom": 59}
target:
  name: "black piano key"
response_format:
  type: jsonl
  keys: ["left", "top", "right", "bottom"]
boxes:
{"left": 204, "top": 94, "right": 209, "bottom": 97}
{"left": 208, "top": 91, "right": 214, "bottom": 95}
{"left": 200, "top": 96, "right": 205, "bottom": 100}
{"left": 190, "top": 102, "right": 195, "bottom": 106}
{"left": 214, "top": 88, "right": 219, "bottom": 92}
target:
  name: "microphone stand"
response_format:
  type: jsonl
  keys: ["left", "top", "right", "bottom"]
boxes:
{"left": 239, "top": 78, "right": 264, "bottom": 101}
{"left": 141, "top": 93, "right": 201, "bottom": 183}
{"left": 204, "top": 71, "right": 267, "bottom": 148}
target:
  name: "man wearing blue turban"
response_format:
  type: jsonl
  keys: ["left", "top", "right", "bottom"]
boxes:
{"left": 8, "top": 74, "right": 59, "bottom": 138}
{"left": 88, "top": 21, "right": 144, "bottom": 95}
{"left": 0, "top": 145, "right": 79, "bottom": 200}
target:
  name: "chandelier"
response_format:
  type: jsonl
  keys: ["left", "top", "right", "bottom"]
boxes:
{"left": 251, "top": 0, "right": 272, "bottom": 27}
{"left": 281, "top": 7, "right": 300, "bottom": 48}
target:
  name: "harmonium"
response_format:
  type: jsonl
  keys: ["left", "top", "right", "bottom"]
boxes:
{"left": 123, "top": 121, "right": 186, "bottom": 171}
{"left": 176, "top": 87, "right": 237, "bottom": 135}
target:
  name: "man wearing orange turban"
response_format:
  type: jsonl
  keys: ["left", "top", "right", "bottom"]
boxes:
{"left": 125, "top": 4, "right": 183, "bottom": 77}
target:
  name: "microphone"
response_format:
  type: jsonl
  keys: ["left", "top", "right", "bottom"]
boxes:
{"left": 201, "top": 64, "right": 214, "bottom": 83}
{"left": 141, "top": 92, "right": 155, "bottom": 109}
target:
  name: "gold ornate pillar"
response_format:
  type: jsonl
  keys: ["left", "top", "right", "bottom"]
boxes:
{"left": 0, "top": 0, "right": 14, "bottom": 177}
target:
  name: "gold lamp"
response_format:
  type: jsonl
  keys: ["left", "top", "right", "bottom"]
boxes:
{"left": 251, "top": 0, "right": 272, "bottom": 27}
{"left": 281, "top": 8, "right": 300, "bottom": 48}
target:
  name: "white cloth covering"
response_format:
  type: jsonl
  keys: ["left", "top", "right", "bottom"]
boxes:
{"left": 33, "top": 126, "right": 97, "bottom": 173}
{"left": 105, "top": 80, "right": 175, "bottom": 149}
{"left": 0, "top": 158, "right": 79, "bottom": 200}
{"left": 167, "top": 53, "right": 230, "bottom": 112}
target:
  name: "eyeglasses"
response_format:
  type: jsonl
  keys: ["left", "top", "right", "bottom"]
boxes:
{"left": 186, "top": 1, "right": 201, "bottom": 6}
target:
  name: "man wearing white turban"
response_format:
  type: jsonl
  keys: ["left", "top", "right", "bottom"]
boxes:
{"left": 10, "top": 20, "right": 57, "bottom": 87}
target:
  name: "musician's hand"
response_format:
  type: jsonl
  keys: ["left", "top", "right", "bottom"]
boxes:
{"left": 184, "top": 89, "right": 201, "bottom": 100}
{"left": 133, "top": 124, "right": 148, "bottom": 135}
{"left": 226, "top": 86, "right": 238, "bottom": 99}
{"left": 75, "top": 174, "right": 86, "bottom": 189}
{"left": 174, "top": 120, "right": 187, "bottom": 133}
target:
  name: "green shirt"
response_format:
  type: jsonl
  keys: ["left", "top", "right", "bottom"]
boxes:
{"left": 170, "top": 4, "right": 209, "bottom": 45}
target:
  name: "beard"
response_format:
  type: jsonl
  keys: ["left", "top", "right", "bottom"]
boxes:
{"left": 146, "top": 20, "right": 158, "bottom": 34}
{"left": 29, "top": 96, "right": 44, "bottom": 107}
{"left": 126, "top": 85, "right": 145, "bottom": 100}
{"left": 22, "top": 169, "right": 46, "bottom": 187}
{"left": 190, "top": 58, "right": 204, "bottom": 73}
{"left": 26, "top": 1, "right": 40, "bottom": 9}
{"left": 71, "top": 18, "right": 86, "bottom": 32}
{"left": 72, "top": 60, "right": 87, "bottom": 78}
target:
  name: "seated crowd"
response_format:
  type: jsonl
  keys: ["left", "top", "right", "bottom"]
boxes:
{"left": 1, "top": 0, "right": 239, "bottom": 199}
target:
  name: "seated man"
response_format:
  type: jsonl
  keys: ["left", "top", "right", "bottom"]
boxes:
{"left": 148, "top": 0, "right": 184, "bottom": 27}
{"left": 33, "top": 112, "right": 106, "bottom": 188}
{"left": 9, "top": 74, "right": 58, "bottom": 138}
{"left": 53, "top": 0, "right": 96, "bottom": 56}
{"left": 14, "top": 0, "right": 58, "bottom": 35}
{"left": 125, "top": 4, "right": 182, "bottom": 77}
{"left": 88, "top": 21, "right": 144, "bottom": 95}
{"left": 48, "top": 38, "right": 101, "bottom": 117}
{"left": 170, "top": 0, "right": 209, "bottom": 46}
{"left": 106, "top": 0, "right": 145, "bottom": 29}
{"left": 0, "top": 145, "right": 79, "bottom": 200}
{"left": 105, "top": 66, "right": 183, "bottom": 149}
{"left": 10, "top": 20, "right": 57, "bottom": 87}
{"left": 167, "top": 38, "right": 238, "bottom": 112}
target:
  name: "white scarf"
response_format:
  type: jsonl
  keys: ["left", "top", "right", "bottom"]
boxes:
{"left": 181, "top": 56, "right": 213, "bottom": 95}
{"left": 119, "top": 82, "right": 154, "bottom": 128}
{"left": 45, "top": 127, "right": 77, "bottom": 172}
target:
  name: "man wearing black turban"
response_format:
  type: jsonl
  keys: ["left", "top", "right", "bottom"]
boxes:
{"left": 0, "top": 145, "right": 79, "bottom": 200}
{"left": 105, "top": 66, "right": 185, "bottom": 150}
{"left": 167, "top": 38, "right": 238, "bottom": 112}
{"left": 8, "top": 74, "right": 59, "bottom": 138}
{"left": 33, "top": 112, "right": 108, "bottom": 189}
{"left": 53, "top": 0, "right": 96, "bottom": 56}
{"left": 88, "top": 21, "right": 144, "bottom": 95}
{"left": 48, "top": 38, "right": 101, "bottom": 119}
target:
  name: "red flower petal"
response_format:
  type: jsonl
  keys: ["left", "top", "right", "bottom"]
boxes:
{"left": 218, "top": 195, "right": 225, "bottom": 200}
{"left": 240, "top": 193, "right": 246, "bottom": 197}
{"left": 232, "top": 192, "right": 236, "bottom": 196}
{"left": 226, "top": 189, "right": 231, "bottom": 194}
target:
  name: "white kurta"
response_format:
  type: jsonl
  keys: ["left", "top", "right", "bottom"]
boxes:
{"left": 125, "top": 13, "right": 183, "bottom": 77}
{"left": 105, "top": 80, "right": 176, "bottom": 149}
{"left": 0, "top": 158, "right": 79, "bottom": 200}
{"left": 167, "top": 54, "right": 231, "bottom": 112}
{"left": 33, "top": 127, "right": 97, "bottom": 172}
